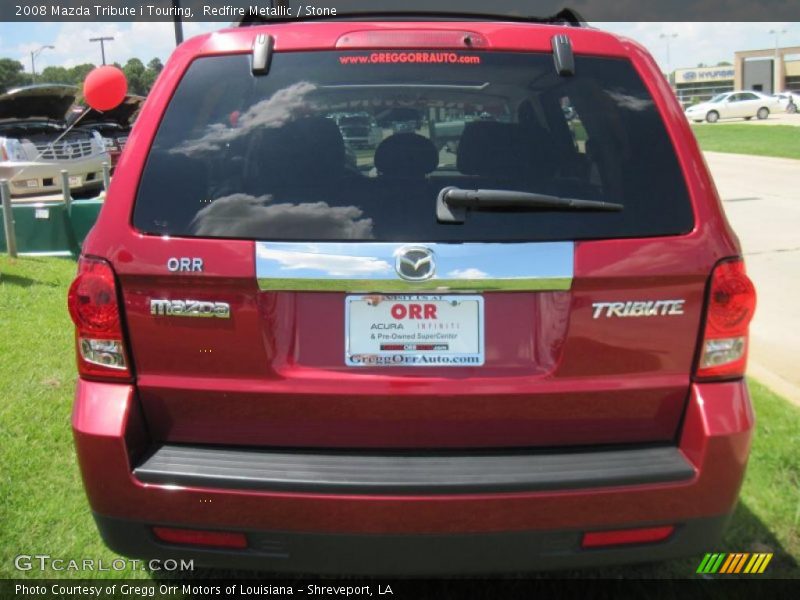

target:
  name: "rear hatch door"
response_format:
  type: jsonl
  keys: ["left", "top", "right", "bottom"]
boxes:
{"left": 120, "top": 45, "right": 703, "bottom": 448}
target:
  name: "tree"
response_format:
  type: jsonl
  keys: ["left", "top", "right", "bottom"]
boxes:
{"left": 0, "top": 58, "right": 31, "bottom": 93}
{"left": 142, "top": 57, "right": 164, "bottom": 92}
{"left": 39, "top": 65, "right": 71, "bottom": 84}
{"left": 716, "top": 61, "right": 733, "bottom": 66}
{"left": 1, "top": 55, "right": 165, "bottom": 98}
{"left": 70, "top": 63, "right": 96, "bottom": 84}
{"left": 147, "top": 57, "right": 163, "bottom": 74}
{"left": 122, "top": 57, "right": 146, "bottom": 95}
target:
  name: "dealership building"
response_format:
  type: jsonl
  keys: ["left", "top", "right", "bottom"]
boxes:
{"left": 673, "top": 45, "right": 800, "bottom": 105}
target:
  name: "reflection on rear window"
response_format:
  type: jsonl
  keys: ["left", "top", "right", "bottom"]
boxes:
{"left": 133, "top": 51, "right": 693, "bottom": 242}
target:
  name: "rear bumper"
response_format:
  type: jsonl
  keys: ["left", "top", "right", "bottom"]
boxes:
{"left": 0, "top": 155, "right": 107, "bottom": 196}
{"left": 94, "top": 512, "right": 729, "bottom": 575}
{"left": 72, "top": 379, "right": 754, "bottom": 573}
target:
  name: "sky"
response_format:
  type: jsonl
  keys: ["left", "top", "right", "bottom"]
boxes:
{"left": 0, "top": 21, "right": 796, "bottom": 75}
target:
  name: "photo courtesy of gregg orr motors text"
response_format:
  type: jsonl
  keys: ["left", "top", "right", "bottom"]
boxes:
{"left": 16, "top": 584, "right": 193, "bottom": 598}
{"left": 15, "top": 584, "right": 391, "bottom": 596}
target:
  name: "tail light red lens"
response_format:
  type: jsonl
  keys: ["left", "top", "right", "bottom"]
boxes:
{"left": 153, "top": 527, "right": 248, "bottom": 549}
{"left": 67, "top": 256, "right": 131, "bottom": 380}
{"left": 695, "top": 258, "right": 756, "bottom": 380}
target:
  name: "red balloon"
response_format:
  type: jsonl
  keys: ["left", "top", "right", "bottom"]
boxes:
{"left": 83, "top": 66, "right": 128, "bottom": 111}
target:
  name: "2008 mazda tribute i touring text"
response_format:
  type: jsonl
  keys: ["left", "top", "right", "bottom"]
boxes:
{"left": 68, "top": 10, "right": 757, "bottom": 574}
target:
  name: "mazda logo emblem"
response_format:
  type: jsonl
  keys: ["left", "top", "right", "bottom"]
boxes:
{"left": 395, "top": 246, "right": 435, "bottom": 281}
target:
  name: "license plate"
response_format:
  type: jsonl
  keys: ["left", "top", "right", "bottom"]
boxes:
{"left": 345, "top": 295, "right": 484, "bottom": 367}
{"left": 68, "top": 176, "right": 82, "bottom": 187}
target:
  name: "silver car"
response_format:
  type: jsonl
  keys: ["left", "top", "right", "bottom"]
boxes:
{"left": 0, "top": 85, "right": 109, "bottom": 197}
{"left": 685, "top": 90, "right": 783, "bottom": 123}
{"left": 334, "top": 113, "right": 383, "bottom": 149}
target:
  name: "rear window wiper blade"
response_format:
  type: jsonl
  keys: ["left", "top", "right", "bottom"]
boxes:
{"left": 436, "top": 186, "right": 623, "bottom": 223}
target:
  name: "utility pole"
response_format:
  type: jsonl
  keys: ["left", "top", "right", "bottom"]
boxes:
{"left": 30, "top": 45, "right": 55, "bottom": 84}
{"left": 1, "top": 179, "right": 17, "bottom": 258}
{"left": 172, "top": 0, "right": 184, "bottom": 46}
{"left": 89, "top": 36, "right": 114, "bottom": 65}
{"left": 769, "top": 28, "right": 787, "bottom": 94}
{"left": 659, "top": 33, "right": 678, "bottom": 86}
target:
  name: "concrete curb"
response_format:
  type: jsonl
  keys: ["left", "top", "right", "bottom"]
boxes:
{"left": 748, "top": 362, "right": 800, "bottom": 408}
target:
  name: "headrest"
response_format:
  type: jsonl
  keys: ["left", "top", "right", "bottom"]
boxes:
{"left": 457, "top": 121, "right": 549, "bottom": 179}
{"left": 251, "top": 116, "right": 345, "bottom": 185}
{"left": 374, "top": 133, "right": 439, "bottom": 177}
{"left": 138, "top": 150, "right": 209, "bottom": 231}
{"left": 145, "top": 150, "right": 208, "bottom": 197}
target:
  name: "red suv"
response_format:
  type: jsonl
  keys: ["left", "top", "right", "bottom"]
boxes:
{"left": 68, "top": 13, "right": 756, "bottom": 574}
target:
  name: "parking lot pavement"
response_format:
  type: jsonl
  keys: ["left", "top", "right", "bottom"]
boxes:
{"left": 704, "top": 151, "right": 800, "bottom": 405}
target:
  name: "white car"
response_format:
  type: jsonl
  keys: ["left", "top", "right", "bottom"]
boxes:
{"left": 0, "top": 84, "right": 110, "bottom": 197}
{"left": 334, "top": 113, "right": 384, "bottom": 149}
{"left": 685, "top": 91, "right": 783, "bottom": 123}
{"left": 774, "top": 92, "right": 797, "bottom": 114}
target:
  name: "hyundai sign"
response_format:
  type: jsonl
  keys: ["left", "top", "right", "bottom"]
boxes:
{"left": 675, "top": 67, "right": 735, "bottom": 84}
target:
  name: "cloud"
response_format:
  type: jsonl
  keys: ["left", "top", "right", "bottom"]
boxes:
{"left": 601, "top": 21, "right": 796, "bottom": 72}
{"left": 605, "top": 90, "right": 654, "bottom": 111}
{"left": 447, "top": 268, "right": 489, "bottom": 279}
{"left": 10, "top": 21, "right": 221, "bottom": 72}
{"left": 190, "top": 194, "right": 375, "bottom": 240}
{"left": 258, "top": 246, "right": 392, "bottom": 278}
{"left": 171, "top": 81, "right": 317, "bottom": 156}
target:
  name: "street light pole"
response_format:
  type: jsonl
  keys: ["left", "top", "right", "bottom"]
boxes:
{"left": 172, "top": 0, "right": 184, "bottom": 46}
{"left": 30, "top": 45, "right": 55, "bottom": 84}
{"left": 769, "top": 28, "right": 787, "bottom": 93}
{"left": 89, "top": 36, "right": 115, "bottom": 65}
{"left": 659, "top": 33, "right": 678, "bottom": 85}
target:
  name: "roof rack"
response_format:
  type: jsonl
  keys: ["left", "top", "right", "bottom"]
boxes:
{"left": 237, "top": 8, "right": 587, "bottom": 29}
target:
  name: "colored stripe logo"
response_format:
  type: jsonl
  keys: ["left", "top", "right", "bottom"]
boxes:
{"left": 696, "top": 552, "right": 773, "bottom": 574}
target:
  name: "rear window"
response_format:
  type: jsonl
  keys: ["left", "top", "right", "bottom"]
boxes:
{"left": 133, "top": 50, "right": 693, "bottom": 242}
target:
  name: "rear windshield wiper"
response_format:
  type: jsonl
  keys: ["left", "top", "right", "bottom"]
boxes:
{"left": 436, "top": 186, "right": 623, "bottom": 223}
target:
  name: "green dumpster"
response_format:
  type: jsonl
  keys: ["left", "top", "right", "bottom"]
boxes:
{"left": 0, "top": 196, "right": 104, "bottom": 256}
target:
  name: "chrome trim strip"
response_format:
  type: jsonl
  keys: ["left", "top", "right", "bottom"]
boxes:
{"left": 256, "top": 242, "right": 574, "bottom": 292}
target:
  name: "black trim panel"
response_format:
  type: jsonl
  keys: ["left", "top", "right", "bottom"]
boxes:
{"left": 134, "top": 445, "right": 694, "bottom": 494}
{"left": 94, "top": 513, "right": 728, "bottom": 575}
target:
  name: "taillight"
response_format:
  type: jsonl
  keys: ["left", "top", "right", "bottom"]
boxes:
{"left": 695, "top": 258, "right": 756, "bottom": 380}
{"left": 67, "top": 256, "right": 131, "bottom": 380}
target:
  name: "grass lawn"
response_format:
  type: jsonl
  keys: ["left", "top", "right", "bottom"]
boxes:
{"left": 691, "top": 124, "right": 800, "bottom": 160}
{"left": 1, "top": 256, "right": 798, "bottom": 580}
